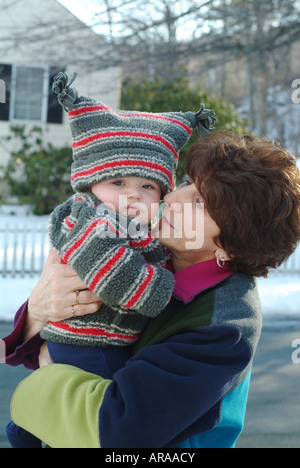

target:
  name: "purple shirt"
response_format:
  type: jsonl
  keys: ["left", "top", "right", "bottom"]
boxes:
{"left": 2, "top": 259, "right": 234, "bottom": 370}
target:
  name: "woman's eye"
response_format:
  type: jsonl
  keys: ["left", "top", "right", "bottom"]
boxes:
{"left": 179, "top": 178, "right": 192, "bottom": 188}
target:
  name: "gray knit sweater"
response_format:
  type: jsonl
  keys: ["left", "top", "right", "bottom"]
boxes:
{"left": 40, "top": 192, "right": 175, "bottom": 347}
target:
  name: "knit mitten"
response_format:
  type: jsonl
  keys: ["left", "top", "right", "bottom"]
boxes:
{"left": 49, "top": 193, "right": 174, "bottom": 318}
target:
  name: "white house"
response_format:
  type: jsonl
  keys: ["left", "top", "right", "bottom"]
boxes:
{"left": 0, "top": 0, "right": 122, "bottom": 201}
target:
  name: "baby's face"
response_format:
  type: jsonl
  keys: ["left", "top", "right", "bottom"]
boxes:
{"left": 91, "top": 177, "right": 162, "bottom": 224}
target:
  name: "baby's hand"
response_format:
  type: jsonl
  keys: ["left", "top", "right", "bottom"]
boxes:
{"left": 39, "top": 342, "right": 54, "bottom": 368}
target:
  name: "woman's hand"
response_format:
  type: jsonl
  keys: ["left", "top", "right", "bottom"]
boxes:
{"left": 23, "top": 248, "right": 102, "bottom": 342}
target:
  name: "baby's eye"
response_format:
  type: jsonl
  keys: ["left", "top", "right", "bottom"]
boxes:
{"left": 112, "top": 180, "right": 124, "bottom": 186}
{"left": 143, "top": 184, "right": 155, "bottom": 190}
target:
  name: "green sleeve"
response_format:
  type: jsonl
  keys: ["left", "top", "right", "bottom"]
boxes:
{"left": 11, "top": 364, "right": 111, "bottom": 448}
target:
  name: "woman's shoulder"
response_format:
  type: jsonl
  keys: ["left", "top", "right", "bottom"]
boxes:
{"left": 212, "top": 272, "right": 263, "bottom": 354}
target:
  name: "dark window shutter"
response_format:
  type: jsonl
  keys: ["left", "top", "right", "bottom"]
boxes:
{"left": 47, "top": 67, "right": 65, "bottom": 124}
{"left": 0, "top": 64, "right": 12, "bottom": 121}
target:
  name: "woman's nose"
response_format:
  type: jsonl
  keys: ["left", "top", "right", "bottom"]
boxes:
{"left": 164, "top": 191, "right": 182, "bottom": 213}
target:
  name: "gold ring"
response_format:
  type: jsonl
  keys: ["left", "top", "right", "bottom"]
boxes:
{"left": 75, "top": 290, "right": 80, "bottom": 305}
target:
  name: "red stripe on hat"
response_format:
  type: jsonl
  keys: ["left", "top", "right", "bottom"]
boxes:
{"left": 89, "top": 246, "right": 127, "bottom": 291}
{"left": 69, "top": 105, "right": 193, "bottom": 135}
{"left": 61, "top": 218, "right": 119, "bottom": 264}
{"left": 72, "top": 131, "right": 179, "bottom": 160}
{"left": 47, "top": 321, "right": 140, "bottom": 342}
{"left": 118, "top": 112, "right": 193, "bottom": 135}
{"left": 123, "top": 265, "right": 155, "bottom": 309}
{"left": 72, "top": 160, "right": 174, "bottom": 189}
{"left": 68, "top": 105, "right": 108, "bottom": 117}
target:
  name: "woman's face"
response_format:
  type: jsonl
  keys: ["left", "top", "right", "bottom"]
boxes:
{"left": 158, "top": 179, "right": 226, "bottom": 261}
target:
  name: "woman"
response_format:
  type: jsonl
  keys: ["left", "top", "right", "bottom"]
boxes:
{"left": 3, "top": 131, "right": 300, "bottom": 448}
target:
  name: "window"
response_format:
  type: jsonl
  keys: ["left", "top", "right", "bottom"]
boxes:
{"left": 0, "top": 63, "right": 64, "bottom": 124}
{"left": 14, "top": 66, "right": 45, "bottom": 121}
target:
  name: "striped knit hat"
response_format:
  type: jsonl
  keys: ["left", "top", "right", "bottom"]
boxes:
{"left": 52, "top": 72, "right": 216, "bottom": 196}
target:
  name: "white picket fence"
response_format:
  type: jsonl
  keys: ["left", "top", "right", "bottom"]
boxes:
{"left": 0, "top": 223, "right": 50, "bottom": 278}
{"left": 0, "top": 223, "right": 300, "bottom": 278}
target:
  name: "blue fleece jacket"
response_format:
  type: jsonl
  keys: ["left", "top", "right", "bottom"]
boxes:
{"left": 10, "top": 259, "right": 262, "bottom": 448}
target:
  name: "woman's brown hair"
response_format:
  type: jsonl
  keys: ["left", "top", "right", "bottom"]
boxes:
{"left": 186, "top": 131, "right": 300, "bottom": 277}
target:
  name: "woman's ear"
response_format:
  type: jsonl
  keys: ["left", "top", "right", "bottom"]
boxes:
{"left": 215, "top": 248, "right": 231, "bottom": 263}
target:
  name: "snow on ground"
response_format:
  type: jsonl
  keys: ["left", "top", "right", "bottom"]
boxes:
{"left": 256, "top": 275, "right": 300, "bottom": 322}
{"left": 0, "top": 273, "right": 299, "bottom": 323}
{"left": 0, "top": 275, "right": 40, "bottom": 321}
{"left": 0, "top": 207, "right": 299, "bottom": 323}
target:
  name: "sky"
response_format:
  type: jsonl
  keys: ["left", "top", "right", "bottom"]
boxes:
{"left": 58, "top": 0, "right": 97, "bottom": 26}
{"left": 57, "top": 0, "right": 133, "bottom": 38}
{"left": 57, "top": 0, "right": 207, "bottom": 41}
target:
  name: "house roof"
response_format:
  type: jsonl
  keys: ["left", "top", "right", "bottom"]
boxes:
{"left": 0, "top": 0, "right": 105, "bottom": 67}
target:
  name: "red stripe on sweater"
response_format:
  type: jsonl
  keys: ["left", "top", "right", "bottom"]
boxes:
{"left": 48, "top": 321, "right": 140, "bottom": 342}
{"left": 61, "top": 218, "right": 119, "bottom": 264}
{"left": 72, "top": 131, "right": 179, "bottom": 160}
{"left": 72, "top": 160, "right": 174, "bottom": 189}
{"left": 129, "top": 236, "right": 153, "bottom": 249}
{"left": 97, "top": 218, "right": 120, "bottom": 237}
{"left": 68, "top": 105, "right": 192, "bottom": 135}
{"left": 123, "top": 265, "right": 155, "bottom": 309}
{"left": 62, "top": 219, "right": 98, "bottom": 264}
{"left": 64, "top": 216, "right": 75, "bottom": 231}
{"left": 89, "top": 246, "right": 127, "bottom": 291}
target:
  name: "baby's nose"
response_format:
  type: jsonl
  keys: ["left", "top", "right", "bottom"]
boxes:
{"left": 127, "top": 187, "right": 142, "bottom": 199}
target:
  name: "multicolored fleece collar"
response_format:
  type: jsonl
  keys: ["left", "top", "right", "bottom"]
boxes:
{"left": 171, "top": 258, "right": 235, "bottom": 304}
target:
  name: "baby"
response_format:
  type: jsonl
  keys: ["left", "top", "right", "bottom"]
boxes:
{"left": 7, "top": 72, "right": 215, "bottom": 448}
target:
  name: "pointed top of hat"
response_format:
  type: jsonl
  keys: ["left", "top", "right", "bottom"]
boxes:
{"left": 184, "top": 105, "right": 216, "bottom": 136}
{"left": 52, "top": 72, "right": 216, "bottom": 136}
{"left": 52, "top": 72, "right": 79, "bottom": 110}
{"left": 52, "top": 72, "right": 217, "bottom": 194}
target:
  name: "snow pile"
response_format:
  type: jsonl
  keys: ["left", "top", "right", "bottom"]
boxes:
{"left": 0, "top": 273, "right": 299, "bottom": 323}
{"left": 0, "top": 210, "right": 299, "bottom": 323}
{"left": 0, "top": 275, "right": 39, "bottom": 321}
{"left": 257, "top": 275, "right": 300, "bottom": 322}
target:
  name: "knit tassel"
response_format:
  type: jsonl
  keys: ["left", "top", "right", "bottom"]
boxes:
{"left": 184, "top": 104, "right": 216, "bottom": 136}
{"left": 195, "top": 104, "right": 216, "bottom": 135}
{"left": 52, "top": 72, "right": 79, "bottom": 110}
